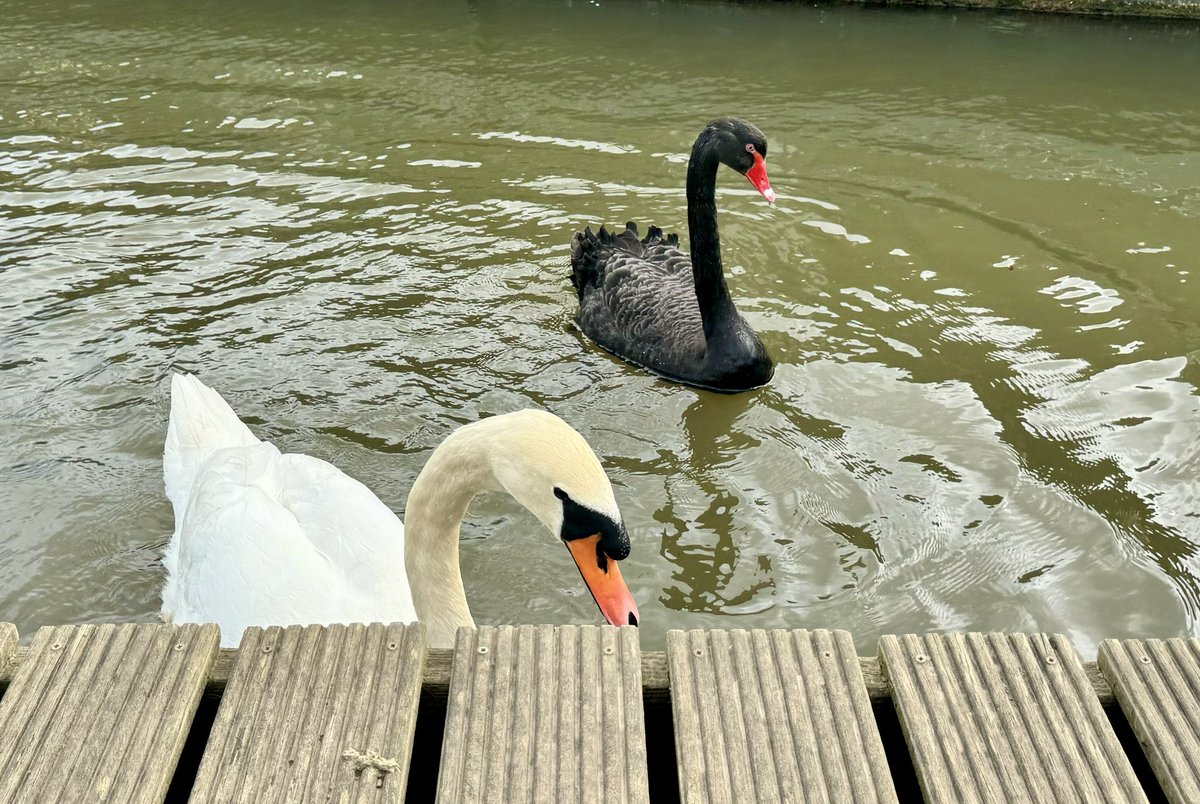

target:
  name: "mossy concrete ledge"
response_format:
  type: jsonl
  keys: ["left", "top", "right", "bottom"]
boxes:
{"left": 836, "top": 0, "right": 1200, "bottom": 19}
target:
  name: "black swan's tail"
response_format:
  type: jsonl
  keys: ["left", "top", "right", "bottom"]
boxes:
{"left": 570, "top": 222, "right": 679, "bottom": 296}
{"left": 569, "top": 226, "right": 604, "bottom": 294}
{"left": 640, "top": 225, "right": 679, "bottom": 248}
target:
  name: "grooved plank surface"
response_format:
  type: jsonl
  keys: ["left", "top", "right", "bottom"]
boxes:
{"left": 1099, "top": 638, "right": 1200, "bottom": 803}
{"left": 668, "top": 628, "right": 897, "bottom": 804}
{"left": 880, "top": 632, "right": 1147, "bottom": 804}
{"left": 437, "top": 624, "right": 648, "bottom": 804}
{"left": 190, "top": 623, "right": 427, "bottom": 803}
{"left": 0, "top": 622, "right": 219, "bottom": 804}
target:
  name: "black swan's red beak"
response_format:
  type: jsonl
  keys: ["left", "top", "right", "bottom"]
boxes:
{"left": 746, "top": 150, "right": 776, "bottom": 205}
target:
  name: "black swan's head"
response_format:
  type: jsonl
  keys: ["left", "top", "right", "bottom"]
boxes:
{"left": 698, "top": 118, "right": 775, "bottom": 204}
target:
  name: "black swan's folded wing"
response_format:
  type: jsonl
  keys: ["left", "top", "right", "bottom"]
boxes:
{"left": 571, "top": 223, "right": 706, "bottom": 374}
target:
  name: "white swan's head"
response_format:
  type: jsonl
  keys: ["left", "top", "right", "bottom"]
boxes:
{"left": 481, "top": 409, "right": 639, "bottom": 628}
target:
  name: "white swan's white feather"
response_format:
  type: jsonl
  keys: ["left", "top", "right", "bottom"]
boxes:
{"left": 163, "top": 373, "right": 258, "bottom": 525}
{"left": 161, "top": 374, "right": 415, "bottom": 645}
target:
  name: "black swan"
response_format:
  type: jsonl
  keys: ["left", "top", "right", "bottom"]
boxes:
{"left": 570, "top": 118, "right": 776, "bottom": 393}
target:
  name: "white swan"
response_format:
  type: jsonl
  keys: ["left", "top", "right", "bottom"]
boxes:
{"left": 161, "top": 373, "right": 639, "bottom": 648}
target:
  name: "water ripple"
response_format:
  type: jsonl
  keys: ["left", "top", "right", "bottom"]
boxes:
{"left": 1, "top": 0, "right": 1197, "bottom": 655}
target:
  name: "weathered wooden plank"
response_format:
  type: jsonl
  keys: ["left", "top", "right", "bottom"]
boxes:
{"left": 667, "top": 628, "right": 897, "bottom": 804}
{"left": 0, "top": 622, "right": 218, "bottom": 804}
{"left": 880, "top": 632, "right": 1147, "bottom": 803}
{"left": 437, "top": 624, "right": 648, "bottom": 804}
{"left": 1099, "top": 638, "right": 1200, "bottom": 803}
{"left": 189, "top": 622, "right": 426, "bottom": 803}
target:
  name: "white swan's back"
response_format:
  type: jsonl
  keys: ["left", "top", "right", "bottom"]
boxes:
{"left": 161, "top": 374, "right": 415, "bottom": 646}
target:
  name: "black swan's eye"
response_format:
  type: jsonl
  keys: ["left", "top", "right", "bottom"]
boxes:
{"left": 745, "top": 143, "right": 756, "bottom": 153}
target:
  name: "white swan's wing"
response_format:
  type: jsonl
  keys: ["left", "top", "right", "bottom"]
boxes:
{"left": 163, "top": 444, "right": 416, "bottom": 646}
{"left": 164, "top": 444, "right": 342, "bottom": 635}
{"left": 274, "top": 451, "right": 414, "bottom": 613}
{"left": 162, "top": 375, "right": 415, "bottom": 647}
{"left": 164, "top": 373, "right": 259, "bottom": 520}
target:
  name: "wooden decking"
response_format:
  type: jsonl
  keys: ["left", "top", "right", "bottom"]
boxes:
{"left": 0, "top": 622, "right": 1194, "bottom": 802}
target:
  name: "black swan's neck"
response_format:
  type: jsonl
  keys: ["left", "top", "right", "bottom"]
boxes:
{"left": 686, "top": 136, "right": 736, "bottom": 340}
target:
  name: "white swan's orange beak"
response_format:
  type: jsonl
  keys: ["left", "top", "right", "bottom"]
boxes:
{"left": 566, "top": 534, "right": 640, "bottom": 627}
{"left": 746, "top": 150, "right": 776, "bottom": 205}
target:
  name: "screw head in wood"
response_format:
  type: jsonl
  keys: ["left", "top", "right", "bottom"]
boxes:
{"left": 478, "top": 645, "right": 489, "bottom": 654}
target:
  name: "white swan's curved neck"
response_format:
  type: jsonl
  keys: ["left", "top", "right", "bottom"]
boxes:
{"left": 402, "top": 411, "right": 616, "bottom": 649}
{"left": 403, "top": 428, "right": 497, "bottom": 648}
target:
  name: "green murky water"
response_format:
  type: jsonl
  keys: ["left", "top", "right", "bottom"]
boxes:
{"left": 1, "top": 0, "right": 1198, "bottom": 654}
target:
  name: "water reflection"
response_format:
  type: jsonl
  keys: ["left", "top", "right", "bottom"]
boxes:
{"left": 660, "top": 391, "right": 768, "bottom": 613}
